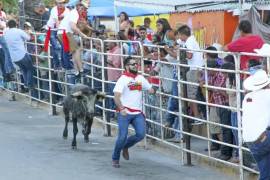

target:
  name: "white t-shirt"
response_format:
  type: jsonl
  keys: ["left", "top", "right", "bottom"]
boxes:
{"left": 185, "top": 35, "right": 204, "bottom": 70}
{"left": 47, "top": 6, "right": 70, "bottom": 29}
{"left": 113, "top": 74, "right": 152, "bottom": 114}
{"left": 242, "top": 89, "right": 270, "bottom": 142}
{"left": 58, "top": 9, "right": 79, "bottom": 34}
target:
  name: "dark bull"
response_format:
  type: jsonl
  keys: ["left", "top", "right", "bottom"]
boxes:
{"left": 62, "top": 84, "right": 105, "bottom": 149}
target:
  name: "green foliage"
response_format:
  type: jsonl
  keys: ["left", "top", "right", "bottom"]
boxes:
{"left": 2, "top": 0, "right": 18, "bottom": 13}
{"left": 43, "top": 0, "right": 55, "bottom": 7}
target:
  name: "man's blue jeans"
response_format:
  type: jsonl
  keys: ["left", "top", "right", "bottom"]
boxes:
{"left": 50, "top": 31, "right": 61, "bottom": 69}
{"left": 0, "top": 36, "right": 15, "bottom": 74}
{"left": 0, "top": 48, "right": 6, "bottom": 77}
{"left": 112, "top": 113, "right": 145, "bottom": 161}
{"left": 249, "top": 130, "right": 270, "bottom": 180}
{"left": 14, "top": 54, "right": 34, "bottom": 88}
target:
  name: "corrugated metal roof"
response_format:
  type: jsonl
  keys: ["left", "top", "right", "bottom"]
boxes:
{"left": 175, "top": 1, "right": 270, "bottom": 13}
{"left": 178, "top": 3, "right": 238, "bottom": 13}
{"left": 114, "top": 0, "right": 236, "bottom": 11}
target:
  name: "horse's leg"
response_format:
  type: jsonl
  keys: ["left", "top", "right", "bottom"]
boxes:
{"left": 71, "top": 115, "right": 78, "bottom": 149}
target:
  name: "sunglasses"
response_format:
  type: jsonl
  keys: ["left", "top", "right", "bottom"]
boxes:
{"left": 129, "top": 63, "right": 138, "bottom": 66}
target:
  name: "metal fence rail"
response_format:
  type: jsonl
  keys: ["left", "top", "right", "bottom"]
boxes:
{"left": 1, "top": 31, "right": 267, "bottom": 179}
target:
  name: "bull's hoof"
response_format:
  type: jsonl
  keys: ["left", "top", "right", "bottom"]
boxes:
{"left": 72, "top": 145, "right": 77, "bottom": 150}
{"left": 72, "top": 141, "right": 77, "bottom": 149}
{"left": 84, "top": 137, "right": 89, "bottom": 143}
{"left": 82, "top": 129, "right": 86, "bottom": 135}
{"left": 63, "top": 130, "right": 68, "bottom": 139}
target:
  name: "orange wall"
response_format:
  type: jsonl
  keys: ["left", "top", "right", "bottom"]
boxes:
{"left": 224, "top": 12, "right": 239, "bottom": 44}
{"left": 169, "top": 11, "right": 239, "bottom": 46}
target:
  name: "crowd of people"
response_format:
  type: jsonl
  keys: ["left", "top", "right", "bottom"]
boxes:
{"left": 0, "top": 0, "right": 269, "bottom": 177}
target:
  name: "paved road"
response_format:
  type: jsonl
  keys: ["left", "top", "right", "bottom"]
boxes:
{"left": 0, "top": 94, "right": 236, "bottom": 180}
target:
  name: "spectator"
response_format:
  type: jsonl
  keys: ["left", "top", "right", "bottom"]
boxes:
{"left": 242, "top": 70, "right": 270, "bottom": 179}
{"left": 106, "top": 37, "right": 122, "bottom": 120}
{"left": 4, "top": 19, "right": 34, "bottom": 90}
{"left": 0, "top": 1, "right": 15, "bottom": 82}
{"left": 46, "top": 0, "right": 70, "bottom": 69}
{"left": 154, "top": 46, "right": 182, "bottom": 142}
{"left": 58, "top": 0, "right": 89, "bottom": 77}
{"left": 224, "top": 20, "right": 264, "bottom": 77}
{"left": 222, "top": 62, "right": 239, "bottom": 163}
{"left": 176, "top": 25, "right": 204, "bottom": 124}
{"left": 200, "top": 60, "right": 222, "bottom": 152}
{"left": 204, "top": 46, "right": 223, "bottom": 67}
{"left": 248, "top": 59, "right": 263, "bottom": 75}
{"left": 143, "top": 17, "right": 154, "bottom": 41}
{"left": 34, "top": 2, "right": 50, "bottom": 29}
{"left": 155, "top": 18, "right": 175, "bottom": 46}
{"left": 118, "top": 31, "right": 136, "bottom": 55}
{"left": 223, "top": 54, "right": 235, "bottom": 64}
{"left": 201, "top": 60, "right": 233, "bottom": 160}
{"left": 119, "top": 12, "right": 129, "bottom": 31}
{"left": 138, "top": 26, "right": 151, "bottom": 45}
{"left": 24, "top": 22, "right": 36, "bottom": 56}
{"left": 112, "top": 56, "right": 156, "bottom": 168}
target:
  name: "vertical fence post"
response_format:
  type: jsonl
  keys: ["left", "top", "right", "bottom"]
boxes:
{"left": 34, "top": 33, "right": 41, "bottom": 101}
{"left": 47, "top": 41, "right": 55, "bottom": 115}
{"left": 181, "top": 47, "right": 192, "bottom": 166}
{"left": 235, "top": 54, "right": 244, "bottom": 180}
{"left": 204, "top": 54, "right": 211, "bottom": 158}
{"left": 139, "top": 42, "right": 148, "bottom": 149}
{"left": 177, "top": 49, "right": 185, "bottom": 165}
{"left": 101, "top": 39, "right": 111, "bottom": 136}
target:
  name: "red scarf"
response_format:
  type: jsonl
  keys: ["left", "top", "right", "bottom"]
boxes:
{"left": 116, "top": 106, "right": 142, "bottom": 113}
{"left": 62, "top": 30, "right": 70, "bottom": 52}
{"left": 43, "top": 27, "right": 51, "bottom": 52}
{"left": 45, "top": 29, "right": 70, "bottom": 53}
{"left": 122, "top": 71, "right": 138, "bottom": 79}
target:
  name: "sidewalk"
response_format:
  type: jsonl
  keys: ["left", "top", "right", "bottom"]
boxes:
{"left": 0, "top": 94, "right": 239, "bottom": 180}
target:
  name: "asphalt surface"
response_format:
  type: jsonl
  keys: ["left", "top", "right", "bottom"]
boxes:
{"left": 0, "top": 94, "right": 236, "bottom": 180}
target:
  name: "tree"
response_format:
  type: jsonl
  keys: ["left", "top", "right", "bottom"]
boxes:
{"left": 2, "top": 0, "right": 18, "bottom": 13}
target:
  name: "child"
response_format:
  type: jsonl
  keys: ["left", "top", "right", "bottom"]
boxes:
{"left": 222, "top": 62, "right": 239, "bottom": 163}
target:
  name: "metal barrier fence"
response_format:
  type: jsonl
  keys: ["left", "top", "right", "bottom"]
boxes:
{"left": 1, "top": 31, "right": 267, "bottom": 180}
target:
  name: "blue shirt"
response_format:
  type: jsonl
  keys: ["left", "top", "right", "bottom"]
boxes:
{"left": 4, "top": 28, "right": 30, "bottom": 62}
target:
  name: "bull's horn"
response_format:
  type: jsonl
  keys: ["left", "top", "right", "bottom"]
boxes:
{"left": 72, "top": 91, "right": 82, "bottom": 97}
{"left": 97, "top": 92, "right": 106, "bottom": 99}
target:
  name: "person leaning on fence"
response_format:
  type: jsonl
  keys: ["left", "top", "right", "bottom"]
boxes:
{"left": 223, "top": 20, "right": 264, "bottom": 78}
{"left": 155, "top": 18, "right": 175, "bottom": 47}
{"left": 200, "top": 60, "right": 233, "bottom": 161}
{"left": 242, "top": 69, "right": 270, "bottom": 180}
{"left": 45, "top": 0, "right": 70, "bottom": 69}
{"left": 0, "top": 1, "right": 15, "bottom": 82}
{"left": 106, "top": 37, "right": 122, "bottom": 121}
{"left": 143, "top": 17, "right": 154, "bottom": 41}
{"left": 222, "top": 62, "right": 240, "bottom": 163}
{"left": 112, "top": 56, "right": 156, "bottom": 168}
{"left": 57, "top": 0, "right": 89, "bottom": 77}
{"left": 4, "top": 19, "right": 34, "bottom": 90}
{"left": 204, "top": 46, "right": 224, "bottom": 67}
{"left": 176, "top": 25, "right": 204, "bottom": 124}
